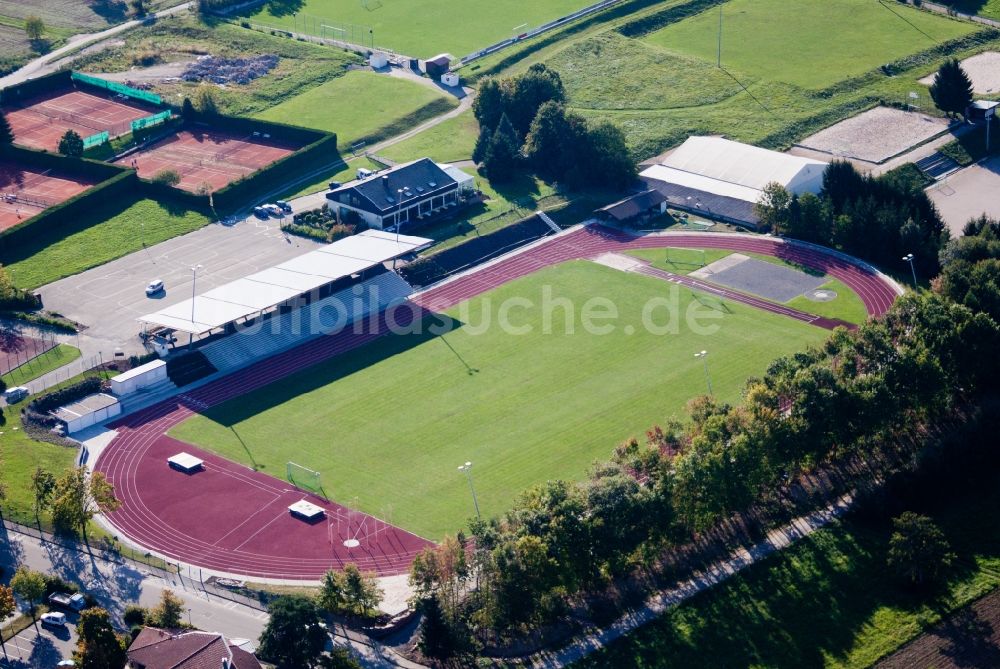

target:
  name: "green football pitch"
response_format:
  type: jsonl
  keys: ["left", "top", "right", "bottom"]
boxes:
{"left": 643, "top": 0, "right": 974, "bottom": 89}
{"left": 242, "top": 0, "right": 595, "bottom": 58}
{"left": 169, "top": 261, "right": 828, "bottom": 539}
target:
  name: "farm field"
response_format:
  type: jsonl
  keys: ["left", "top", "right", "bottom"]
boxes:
{"left": 241, "top": 0, "right": 596, "bottom": 58}
{"left": 626, "top": 248, "right": 870, "bottom": 325}
{"left": 480, "top": 0, "right": 996, "bottom": 158}
{"left": 255, "top": 70, "right": 458, "bottom": 148}
{"left": 169, "top": 260, "right": 828, "bottom": 539}
{"left": 0, "top": 196, "right": 211, "bottom": 290}
{"left": 576, "top": 471, "right": 1000, "bottom": 669}
{"left": 644, "top": 0, "right": 973, "bottom": 89}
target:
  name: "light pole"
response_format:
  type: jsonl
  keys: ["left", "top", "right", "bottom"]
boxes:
{"left": 457, "top": 461, "right": 481, "bottom": 520}
{"left": 694, "top": 350, "right": 712, "bottom": 395}
{"left": 396, "top": 187, "right": 405, "bottom": 245}
{"left": 189, "top": 264, "right": 202, "bottom": 347}
{"left": 902, "top": 253, "right": 917, "bottom": 288}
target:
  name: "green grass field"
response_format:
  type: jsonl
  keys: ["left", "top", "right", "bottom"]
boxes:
{"left": 942, "top": 0, "right": 1000, "bottom": 20}
{"left": 1, "top": 197, "right": 211, "bottom": 290}
{"left": 644, "top": 0, "right": 973, "bottom": 89}
{"left": 626, "top": 248, "right": 870, "bottom": 325}
{"left": 243, "top": 0, "right": 595, "bottom": 58}
{"left": 169, "top": 261, "right": 827, "bottom": 538}
{"left": 577, "top": 474, "right": 1000, "bottom": 669}
{"left": 481, "top": 0, "right": 994, "bottom": 157}
{"left": 255, "top": 70, "right": 458, "bottom": 148}
{"left": 1, "top": 344, "right": 81, "bottom": 387}
{"left": 380, "top": 110, "right": 480, "bottom": 164}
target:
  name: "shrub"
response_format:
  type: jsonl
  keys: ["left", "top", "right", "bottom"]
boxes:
{"left": 151, "top": 169, "right": 181, "bottom": 186}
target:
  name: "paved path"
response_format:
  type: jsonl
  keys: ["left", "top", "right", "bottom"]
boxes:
{"left": 526, "top": 494, "right": 854, "bottom": 667}
{"left": 0, "top": 3, "right": 193, "bottom": 90}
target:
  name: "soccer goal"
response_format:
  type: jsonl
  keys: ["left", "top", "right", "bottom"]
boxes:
{"left": 287, "top": 461, "right": 323, "bottom": 495}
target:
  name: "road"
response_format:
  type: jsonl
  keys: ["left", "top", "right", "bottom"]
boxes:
{"left": 0, "top": 3, "right": 194, "bottom": 90}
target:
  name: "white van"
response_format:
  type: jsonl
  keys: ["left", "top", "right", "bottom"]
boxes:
{"left": 4, "top": 386, "right": 28, "bottom": 403}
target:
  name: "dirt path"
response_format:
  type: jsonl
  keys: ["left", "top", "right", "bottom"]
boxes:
{"left": 877, "top": 587, "right": 1000, "bottom": 668}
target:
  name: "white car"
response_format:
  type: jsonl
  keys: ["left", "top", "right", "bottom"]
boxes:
{"left": 56, "top": 661, "right": 77, "bottom": 667}
{"left": 145, "top": 279, "right": 165, "bottom": 296}
{"left": 40, "top": 611, "right": 67, "bottom": 627}
{"left": 262, "top": 204, "right": 284, "bottom": 217}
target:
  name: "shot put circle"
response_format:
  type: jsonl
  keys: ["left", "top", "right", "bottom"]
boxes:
{"left": 806, "top": 288, "right": 838, "bottom": 302}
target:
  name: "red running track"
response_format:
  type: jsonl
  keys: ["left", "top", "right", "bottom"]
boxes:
{"left": 94, "top": 225, "right": 900, "bottom": 580}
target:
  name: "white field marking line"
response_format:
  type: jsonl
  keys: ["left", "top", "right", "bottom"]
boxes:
{"left": 232, "top": 506, "right": 297, "bottom": 552}
{"left": 210, "top": 490, "right": 283, "bottom": 547}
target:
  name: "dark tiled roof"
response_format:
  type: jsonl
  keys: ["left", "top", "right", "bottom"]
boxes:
{"left": 329, "top": 158, "right": 457, "bottom": 215}
{"left": 642, "top": 177, "right": 760, "bottom": 227}
{"left": 596, "top": 189, "right": 667, "bottom": 221}
{"left": 127, "top": 627, "right": 262, "bottom": 669}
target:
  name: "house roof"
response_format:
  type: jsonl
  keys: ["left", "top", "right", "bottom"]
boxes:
{"left": 328, "top": 158, "right": 459, "bottom": 216}
{"left": 596, "top": 189, "right": 667, "bottom": 221}
{"left": 127, "top": 628, "right": 263, "bottom": 669}
{"left": 660, "top": 136, "right": 826, "bottom": 192}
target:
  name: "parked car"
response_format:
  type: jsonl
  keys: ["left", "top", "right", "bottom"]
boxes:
{"left": 275, "top": 200, "right": 292, "bottom": 213}
{"left": 4, "top": 386, "right": 28, "bottom": 403}
{"left": 262, "top": 204, "right": 283, "bottom": 217}
{"left": 40, "top": 612, "right": 67, "bottom": 627}
{"left": 56, "top": 661, "right": 76, "bottom": 667}
{"left": 252, "top": 206, "right": 269, "bottom": 219}
{"left": 328, "top": 181, "right": 342, "bottom": 190}
{"left": 48, "top": 592, "right": 87, "bottom": 611}
{"left": 145, "top": 279, "right": 164, "bottom": 296}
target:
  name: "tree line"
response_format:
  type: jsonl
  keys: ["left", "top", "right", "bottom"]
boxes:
{"left": 406, "top": 215, "right": 1000, "bottom": 660}
{"left": 472, "top": 64, "right": 636, "bottom": 190}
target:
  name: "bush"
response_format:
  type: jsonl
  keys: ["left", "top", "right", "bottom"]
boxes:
{"left": 123, "top": 605, "right": 147, "bottom": 627}
{"left": 151, "top": 169, "right": 181, "bottom": 186}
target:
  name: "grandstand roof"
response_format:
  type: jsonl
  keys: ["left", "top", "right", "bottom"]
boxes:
{"left": 138, "top": 230, "right": 431, "bottom": 335}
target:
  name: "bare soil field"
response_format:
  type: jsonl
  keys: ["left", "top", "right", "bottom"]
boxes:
{"left": 0, "top": 0, "right": 126, "bottom": 32}
{"left": 877, "top": 587, "right": 1000, "bottom": 668}
{"left": 797, "top": 106, "right": 952, "bottom": 164}
{"left": 920, "top": 51, "right": 1000, "bottom": 95}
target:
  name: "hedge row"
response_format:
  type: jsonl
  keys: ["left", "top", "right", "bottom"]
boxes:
{"left": 0, "top": 169, "right": 138, "bottom": 252}
{"left": 0, "top": 70, "right": 73, "bottom": 106}
{"left": 617, "top": 0, "right": 726, "bottom": 38}
{"left": 1, "top": 144, "right": 125, "bottom": 183}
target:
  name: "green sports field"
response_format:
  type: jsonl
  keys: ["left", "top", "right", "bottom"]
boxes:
{"left": 170, "top": 261, "right": 828, "bottom": 539}
{"left": 255, "top": 70, "right": 458, "bottom": 148}
{"left": 243, "top": 0, "right": 595, "bottom": 58}
{"left": 644, "top": 0, "right": 973, "bottom": 89}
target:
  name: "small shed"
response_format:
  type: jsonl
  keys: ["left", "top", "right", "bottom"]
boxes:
{"left": 595, "top": 189, "right": 668, "bottom": 223}
{"left": 110, "top": 359, "right": 168, "bottom": 397}
{"left": 438, "top": 163, "right": 475, "bottom": 194}
{"left": 53, "top": 393, "right": 121, "bottom": 434}
{"left": 968, "top": 100, "right": 999, "bottom": 122}
{"left": 421, "top": 54, "right": 451, "bottom": 79}
{"left": 369, "top": 52, "right": 388, "bottom": 69}
{"left": 441, "top": 71, "right": 460, "bottom": 87}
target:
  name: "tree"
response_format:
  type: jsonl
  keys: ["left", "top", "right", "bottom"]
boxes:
{"left": 929, "top": 58, "right": 974, "bottom": 119}
{"left": 567, "top": 121, "right": 634, "bottom": 190}
{"left": 342, "top": 564, "right": 382, "bottom": 618}
{"left": 0, "top": 110, "right": 14, "bottom": 145}
{"left": 24, "top": 16, "right": 44, "bottom": 41}
{"left": 317, "top": 569, "right": 347, "bottom": 615}
{"left": 74, "top": 607, "right": 127, "bottom": 669}
{"left": 754, "top": 182, "right": 793, "bottom": 234}
{"left": 508, "top": 63, "right": 565, "bottom": 136}
{"left": 51, "top": 466, "right": 121, "bottom": 541}
{"left": 10, "top": 567, "right": 46, "bottom": 634}
{"left": 58, "top": 130, "right": 84, "bottom": 158}
{"left": 193, "top": 84, "right": 218, "bottom": 116}
{"left": 417, "top": 594, "right": 456, "bottom": 662}
{"left": 31, "top": 467, "right": 56, "bottom": 523}
{"left": 129, "top": 0, "right": 147, "bottom": 16}
{"left": 316, "top": 649, "right": 362, "bottom": 669}
{"left": 181, "top": 97, "right": 195, "bottom": 119}
{"left": 481, "top": 113, "right": 520, "bottom": 183}
{"left": 257, "top": 595, "right": 328, "bottom": 669}
{"left": 0, "top": 584, "right": 15, "bottom": 662}
{"left": 887, "top": 512, "right": 956, "bottom": 587}
{"left": 151, "top": 169, "right": 181, "bottom": 186}
{"left": 150, "top": 589, "right": 184, "bottom": 628}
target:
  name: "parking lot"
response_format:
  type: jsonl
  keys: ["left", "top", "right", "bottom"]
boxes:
{"left": 39, "top": 215, "right": 324, "bottom": 356}
{"left": 0, "top": 612, "right": 78, "bottom": 666}
{"left": 927, "top": 156, "right": 1000, "bottom": 236}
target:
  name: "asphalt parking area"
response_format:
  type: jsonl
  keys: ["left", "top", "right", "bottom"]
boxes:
{"left": 39, "top": 217, "right": 324, "bottom": 355}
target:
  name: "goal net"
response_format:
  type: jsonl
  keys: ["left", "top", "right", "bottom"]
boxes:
{"left": 286, "top": 461, "right": 323, "bottom": 495}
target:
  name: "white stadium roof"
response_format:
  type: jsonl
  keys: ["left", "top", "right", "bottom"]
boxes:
{"left": 138, "top": 230, "right": 431, "bottom": 335}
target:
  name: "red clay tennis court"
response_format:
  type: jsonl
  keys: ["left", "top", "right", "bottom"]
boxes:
{"left": 116, "top": 128, "right": 300, "bottom": 193}
{"left": 2, "top": 87, "right": 158, "bottom": 152}
{"left": 0, "top": 159, "right": 98, "bottom": 231}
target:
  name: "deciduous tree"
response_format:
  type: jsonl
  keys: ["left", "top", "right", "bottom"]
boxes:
{"left": 150, "top": 589, "right": 184, "bottom": 628}
{"left": 51, "top": 466, "right": 121, "bottom": 541}
{"left": 10, "top": 567, "right": 45, "bottom": 633}
{"left": 24, "top": 16, "right": 44, "bottom": 41}
{"left": 74, "top": 607, "right": 127, "bottom": 669}
{"left": 31, "top": 467, "right": 56, "bottom": 523}
{"left": 0, "top": 584, "right": 16, "bottom": 661}
{"left": 257, "top": 595, "right": 327, "bottom": 669}
{"left": 58, "top": 130, "right": 84, "bottom": 158}
{"left": 888, "top": 512, "right": 956, "bottom": 587}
